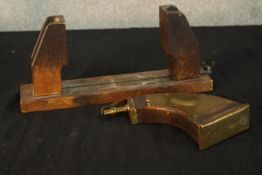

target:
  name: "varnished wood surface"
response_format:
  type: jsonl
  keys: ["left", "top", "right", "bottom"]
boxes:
{"left": 20, "top": 6, "right": 213, "bottom": 113}
{"left": 20, "top": 69, "right": 213, "bottom": 112}
{"left": 160, "top": 5, "right": 201, "bottom": 80}
{"left": 31, "top": 16, "right": 68, "bottom": 96}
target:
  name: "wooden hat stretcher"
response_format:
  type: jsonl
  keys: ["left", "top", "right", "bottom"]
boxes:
{"left": 20, "top": 5, "right": 213, "bottom": 113}
{"left": 19, "top": 5, "right": 250, "bottom": 149}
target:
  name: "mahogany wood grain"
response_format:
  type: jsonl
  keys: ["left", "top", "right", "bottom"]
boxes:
{"left": 31, "top": 16, "right": 68, "bottom": 96}
{"left": 20, "top": 7, "right": 213, "bottom": 113}
{"left": 160, "top": 5, "right": 201, "bottom": 80}
{"left": 20, "top": 69, "right": 213, "bottom": 113}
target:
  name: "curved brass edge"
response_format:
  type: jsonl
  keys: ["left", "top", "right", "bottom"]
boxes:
{"left": 134, "top": 106, "right": 200, "bottom": 144}
{"left": 101, "top": 98, "right": 200, "bottom": 145}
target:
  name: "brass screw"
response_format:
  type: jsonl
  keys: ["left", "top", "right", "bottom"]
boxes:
{"left": 101, "top": 104, "right": 130, "bottom": 116}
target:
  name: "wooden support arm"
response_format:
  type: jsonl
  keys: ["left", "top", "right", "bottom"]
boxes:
{"left": 31, "top": 16, "right": 68, "bottom": 96}
{"left": 160, "top": 5, "right": 201, "bottom": 80}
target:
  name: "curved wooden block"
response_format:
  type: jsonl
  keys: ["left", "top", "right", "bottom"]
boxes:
{"left": 160, "top": 5, "right": 201, "bottom": 80}
{"left": 31, "top": 15, "right": 68, "bottom": 96}
{"left": 103, "top": 93, "right": 250, "bottom": 150}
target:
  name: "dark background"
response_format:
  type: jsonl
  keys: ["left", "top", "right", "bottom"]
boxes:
{"left": 0, "top": 26, "right": 261, "bottom": 175}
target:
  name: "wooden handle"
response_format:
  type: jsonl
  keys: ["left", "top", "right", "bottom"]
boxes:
{"left": 160, "top": 5, "right": 201, "bottom": 80}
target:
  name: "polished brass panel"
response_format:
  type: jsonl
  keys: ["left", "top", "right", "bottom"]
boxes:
{"left": 102, "top": 93, "right": 250, "bottom": 150}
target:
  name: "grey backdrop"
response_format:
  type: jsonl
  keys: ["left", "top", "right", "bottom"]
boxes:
{"left": 0, "top": 0, "right": 262, "bottom": 31}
